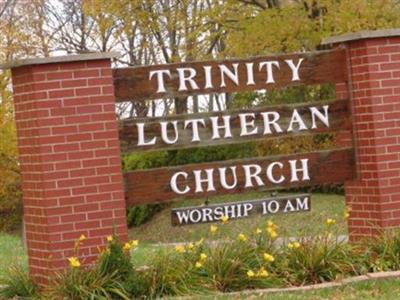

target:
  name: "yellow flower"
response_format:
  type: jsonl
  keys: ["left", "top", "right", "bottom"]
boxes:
{"left": 68, "top": 257, "right": 81, "bottom": 268}
{"left": 196, "top": 238, "right": 204, "bottom": 246}
{"left": 344, "top": 207, "right": 351, "bottom": 219}
{"left": 130, "top": 240, "right": 139, "bottom": 248}
{"left": 267, "top": 227, "right": 278, "bottom": 239}
{"left": 257, "top": 267, "right": 269, "bottom": 278}
{"left": 263, "top": 253, "right": 275, "bottom": 262}
{"left": 326, "top": 218, "right": 336, "bottom": 226}
{"left": 210, "top": 225, "right": 218, "bottom": 234}
{"left": 288, "top": 242, "right": 301, "bottom": 249}
{"left": 200, "top": 253, "right": 207, "bottom": 261}
{"left": 79, "top": 234, "right": 86, "bottom": 242}
{"left": 195, "top": 261, "right": 203, "bottom": 268}
{"left": 267, "top": 221, "right": 278, "bottom": 231}
{"left": 247, "top": 270, "right": 255, "bottom": 278}
{"left": 238, "top": 233, "right": 247, "bottom": 242}
{"left": 175, "top": 245, "right": 185, "bottom": 253}
{"left": 123, "top": 242, "right": 132, "bottom": 251}
{"left": 106, "top": 235, "right": 113, "bottom": 242}
{"left": 221, "top": 215, "right": 229, "bottom": 224}
{"left": 255, "top": 228, "right": 262, "bottom": 235}
{"left": 187, "top": 243, "right": 195, "bottom": 251}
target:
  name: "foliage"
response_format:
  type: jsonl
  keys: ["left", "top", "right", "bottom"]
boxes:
{"left": 45, "top": 234, "right": 135, "bottom": 300}
{"left": 7, "top": 220, "right": 400, "bottom": 298}
{"left": 126, "top": 204, "right": 164, "bottom": 227}
{"left": 279, "top": 235, "right": 357, "bottom": 285}
{"left": 224, "top": 0, "right": 400, "bottom": 57}
{"left": 0, "top": 70, "right": 21, "bottom": 231}
{"left": 139, "top": 248, "right": 208, "bottom": 297}
{"left": 0, "top": 264, "right": 38, "bottom": 299}
{"left": 45, "top": 265, "right": 130, "bottom": 300}
{"left": 361, "top": 229, "right": 400, "bottom": 272}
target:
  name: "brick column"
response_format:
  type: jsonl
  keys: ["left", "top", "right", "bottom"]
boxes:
{"left": 2, "top": 53, "right": 128, "bottom": 284}
{"left": 323, "top": 29, "right": 400, "bottom": 240}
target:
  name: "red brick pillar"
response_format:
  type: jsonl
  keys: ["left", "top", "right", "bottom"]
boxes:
{"left": 3, "top": 53, "right": 128, "bottom": 284}
{"left": 323, "top": 29, "right": 400, "bottom": 240}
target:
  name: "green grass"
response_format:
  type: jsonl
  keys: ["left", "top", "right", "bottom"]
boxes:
{"left": 0, "top": 234, "right": 27, "bottom": 277}
{"left": 0, "top": 193, "right": 345, "bottom": 279}
{"left": 128, "top": 192, "right": 346, "bottom": 243}
{"left": 195, "top": 278, "right": 400, "bottom": 299}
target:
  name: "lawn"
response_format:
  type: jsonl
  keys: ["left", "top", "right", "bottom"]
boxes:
{"left": 197, "top": 278, "right": 400, "bottom": 300}
{"left": 0, "top": 234, "right": 27, "bottom": 277}
{"left": 0, "top": 192, "right": 346, "bottom": 276}
{"left": 128, "top": 192, "right": 347, "bottom": 243}
{"left": 1, "top": 192, "right": 400, "bottom": 300}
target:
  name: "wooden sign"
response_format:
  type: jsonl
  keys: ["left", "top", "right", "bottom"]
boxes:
{"left": 113, "top": 48, "right": 347, "bottom": 102}
{"left": 119, "top": 99, "right": 351, "bottom": 153}
{"left": 124, "top": 148, "right": 354, "bottom": 205}
{"left": 115, "top": 47, "right": 354, "bottom": 211}
{"left": 171, "top": 194, "right": 311, "bottom": 226}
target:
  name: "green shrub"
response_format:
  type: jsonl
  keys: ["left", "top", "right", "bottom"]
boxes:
{"left": 0, "top": 264, "right": 38, "bottom": 299}
{"left": 127, "top": 204, "right": 164, "bottom": 227}
{"left": 0, "top": 180, "right": 22, "bottom": 231}
{"left": 361, "top": 229, "right": 400, "bottom": 272}
{"left": 45, "top": 266, "right": 130, "bottom": 300}
{"left": 45, "top": 234, "right": 135, "bottom": 299}
{"left": 278, "top": 235, "right": 357, "bottom": 285}
{"left": 140, "top": 248, "right": 205, "bottom": 297}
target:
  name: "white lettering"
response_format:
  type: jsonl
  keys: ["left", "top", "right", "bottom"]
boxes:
{"left": 177, "top": 68, "right": 199, "bottom": 91}
{"left": 137, "top": 123, "right": 156, "bottom": 146}
{"left": 170, "top": 172, "right": 190, "bottom": 194}
{"left": 284, "top": 200, "right": 296, "bottom": 212}
{"left": 203, "top": 66, "right": 213, "bottom": 89}
{"left": 210, "top": 116, "right": 232, "bottom": 140}
{"left": 296, "top": 197, "right": 309, "bottom": 210}
{"left": 245, "top": 62, "right": 255, "bottom": 85}
{"left": 184, "top": 118, "right": 206, "bottom": 142}
{"left": 243, "top": 164, "right": 264, "bottom": 188}
{"left": 310, "top": 105, "right": 329, "bottom": 129}
{"left": 266, "top": 162, "right": 285, "bottom": 184}
{"left": 287, "top": 109, "right": 307, "bottom": 132}
{"left": 160, "top": 121, "right": 179, "bottom": 144}
{"left": 219, "top": 64, "right": 240, "bottom": 87}
{"left": 261, "top": 112, "right": 283, "bottom": 134}
{"left": 219, "top": 167, "right": 238, "bottom": 189}
{"left": 149, "top": 70, "right": 171, "bottom": 93}
{"left": 259, "top": 61, "right": 280, "bottom": 84}
{"left": 289, "top": 159, "right": 310, "bottom": 182}
{"left": 194, "top": 169, "right": 216, "bottom": 193}
{"left": 285, "top": 58, "right": 304, "bottom": 81}
{"left": 239, "top": 113, "right": 258, "bottom": 136}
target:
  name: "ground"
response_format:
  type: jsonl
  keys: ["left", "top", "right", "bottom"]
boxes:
{"left": 3, "top": 192, "right": 400, "bottom": 299}
{"left": 129, "top": 192, "right": 347, "bottom": 244}
{"left": 1, "top": 192, "right": 346, "bottom": 275}
{"left": 196, "top": 278, "right": 400, "bottom": 299}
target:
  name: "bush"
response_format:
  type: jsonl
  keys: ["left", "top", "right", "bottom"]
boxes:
{"left": 361, "top": 229, "right": 400, "bottom": 272}
{"left": 278, "top": 235, "right": 357, "bottom": 285}
{"left": 8, "top": 218, "right": 400, "bottom": 299}
{"left": 127, "top": 204, "right": 164, "bottom": 227}
{"left": 45, "top": 234, "right": 135, "bottom": 300}
{"left": 0, "top": 264, "right": 38, "bottom": 299}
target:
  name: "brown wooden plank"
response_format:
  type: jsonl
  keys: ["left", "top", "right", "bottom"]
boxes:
{"left": 171, "top": 194, "right": 311, "bottom": 226}
{"left": 124, "top": 148, "right": 355, "bottom": 205}
{"left": 113, "top": 48, "right": 347, "bottom": 102}
{"left": 119, "top": 99, "right": 351, "bottom": 153}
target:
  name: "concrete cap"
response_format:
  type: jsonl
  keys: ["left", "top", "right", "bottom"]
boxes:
{"left": 0, "top": 52, "right": 120, "bottom": 70}
{"left": 321, "top": 28, "right": 400, "bottom": 45}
